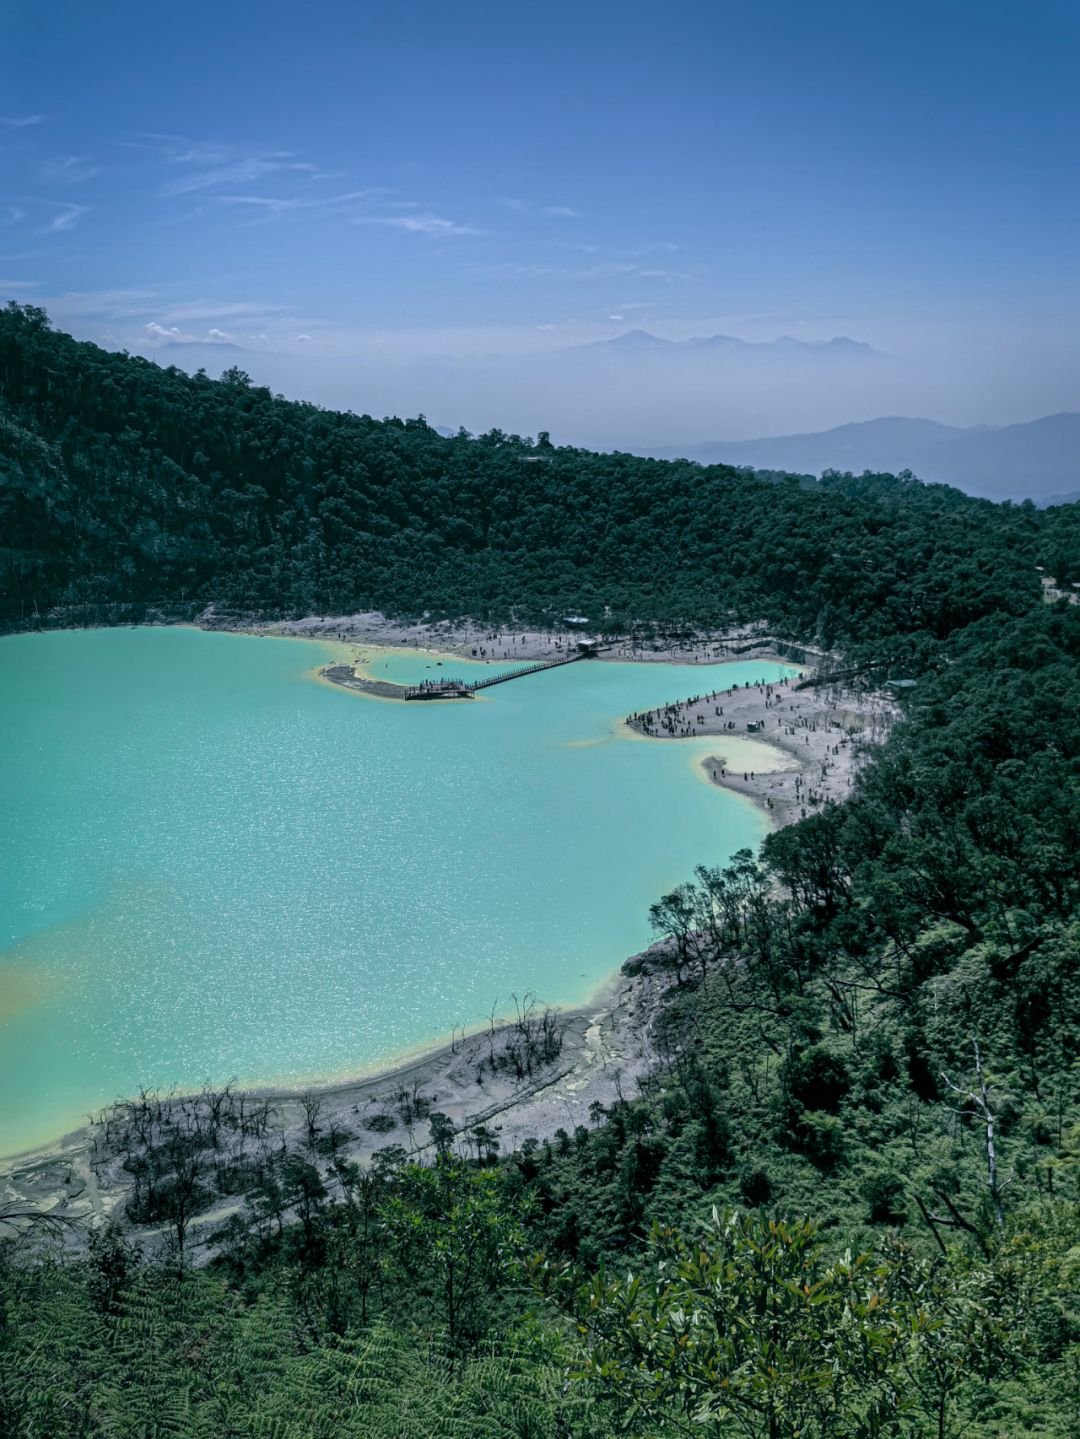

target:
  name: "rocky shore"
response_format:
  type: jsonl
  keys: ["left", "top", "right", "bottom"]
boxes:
{"left": 1, "top": 961, "right": 671, "bottom": 1255}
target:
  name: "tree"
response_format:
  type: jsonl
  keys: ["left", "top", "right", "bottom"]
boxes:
{"left": 281, "top": 1153, "right": 327, "bottom": 1253}
{"left": 330, "top": 1157, "right": 386, "bottom": 1325}
{"left": 532, "top": 1210, "right": 1030, "bottom": 1439}
{"left": 382, "top": 1158, "right": 520, "bottom": 1359}
{"left": 428, "top": 1110, "right": 457, "bottom": 1157}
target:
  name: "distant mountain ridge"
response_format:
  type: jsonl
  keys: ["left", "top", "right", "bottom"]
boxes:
{"left": 568, "top": 329, "right": 880, "bottom": 357}
{"left": 645, "top": 413, "right": 1080, "bottom": 504}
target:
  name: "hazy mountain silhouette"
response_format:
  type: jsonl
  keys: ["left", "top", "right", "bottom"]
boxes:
{"left": 647, "top": 413, "right": 1080, "bottom": 503}
{"left": 568, "top": 330, "right": 880, "bottom": 357}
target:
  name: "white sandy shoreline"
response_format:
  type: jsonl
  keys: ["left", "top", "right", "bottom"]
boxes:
{"left": 0, "top": 961, "right": 672, "bottom": 1250}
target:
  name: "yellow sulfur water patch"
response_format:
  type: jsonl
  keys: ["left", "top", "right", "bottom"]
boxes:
{"left": 690, "top": 735, "right": 793, "bottom": 775}
{"left": 0, "top": 963, "right": 53, "bottom": 1024}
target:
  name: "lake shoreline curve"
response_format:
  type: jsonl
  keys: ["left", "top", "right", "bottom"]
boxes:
{"left": 1, "top": 612, "right": 892, "bottom": 1247}
{"left": 0, "top": 957, "right": 674, "bottom": 1250}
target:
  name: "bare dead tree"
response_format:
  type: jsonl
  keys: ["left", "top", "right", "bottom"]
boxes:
{"left": 301, "top": 1092, "right": 323, "bottom": 1155}
{"left": 941, "top": 1040, "right": 1009, "bottom": 1231}
{"left": 915, "top": 1185, "right": 990, "bottom": 1258}
{"left": 0, "top": 1202, "right": 82, "bottom": 1241}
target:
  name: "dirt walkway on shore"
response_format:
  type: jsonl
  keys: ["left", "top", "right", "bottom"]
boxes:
{"left": 204, "top": 608, "right": 818, "bottom": 669}
{"left": 209, "top": 608, "right": 591, "bottom": 663}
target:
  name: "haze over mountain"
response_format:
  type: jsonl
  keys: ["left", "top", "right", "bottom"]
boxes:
{"left": 116, "top": 323, "right": 920, "bottom": 453}
{"left": 109, "top": 319, "right": 1076, "bottom": 459}
{"left": 567, "top": 329, "right": 881, "bottom": 358}
{"left": 644, "top": 413, "right": 1080, "bottom": 505}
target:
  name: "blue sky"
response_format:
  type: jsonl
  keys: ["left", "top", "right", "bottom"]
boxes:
{"left": 2, "top": 1, "right": 1078, "bottom": 441}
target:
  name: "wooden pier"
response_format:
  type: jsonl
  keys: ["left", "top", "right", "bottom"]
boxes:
{"left": 403, "top": 679, "right": 473, "bottom": 700}
{"left": 403, "top": 642, "right": 604, "bottom": 700}
{"left": 469, "top": 652, "right": 586, "bottom": 690}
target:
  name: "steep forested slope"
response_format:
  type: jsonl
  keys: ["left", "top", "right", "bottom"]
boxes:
{"left": 0, "top": 303, "right": 1063, "bottom": 652}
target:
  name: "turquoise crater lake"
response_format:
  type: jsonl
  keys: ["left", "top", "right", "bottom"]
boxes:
{"left": 0, "top": 628, "right": 794, "bottom": 1156}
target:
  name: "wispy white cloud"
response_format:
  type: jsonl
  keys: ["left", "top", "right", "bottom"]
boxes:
{"left": 0, "top": 278, "right": 39, "bottom": 291}
{"left": 146, "top": 320, "right": 237, "bottom": 345}
{"left": 162, "top": 153, "right": 318, "bottom": 197}
{"left": 1, "top": 114, "right": 48, "bottom": 129}
{"left": 43, "top": 155, "right": 99, "bottom": 185}
{"left": 33, "top": 285, "right": 335, "bottom": 353}
{"left": 218, "top": 188, "right": 384, "bottom": 222}
{"left": 574, "top": 261, "right": 697, "bottom": 283}
{"left": 485, "top": 262, "right": 555, "bottom": 279}
{"left": 141, "top": 132, "right": 478, "bottom": 249}
{"left": 623, "top": 242, "right": 682, "bottom": 256}
{"left": 7, "top": 199, "right": 94, "bottom": 236}
{"left": 365, "top": 213, "right": 486, "bottom": 238}
{"left": 39, "top": 289, "right": 308, "bottom": 346}
{"left": 160, "top": 299, "right": 292, "bottom": 324}
{"left": 148, "top": 139, "right": 323, "bottom": 198}
{"left": 41, "top": 289, "right": 159, "bottom": 320}
{"left": 497, "top": 199, "right": 578, "bottom": 219}
{"left": 218, "top": 193, "right": 307, "bottom": 219}
{"left": 43, "top": 202, "right": 89, "bottom": 233}
{"left": 483, "top": 259, "right": 698, "bottom": 283}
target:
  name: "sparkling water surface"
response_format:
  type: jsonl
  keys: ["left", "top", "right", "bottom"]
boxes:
{"left": 0, "top": 628, "right": 793, "bottom": 1154}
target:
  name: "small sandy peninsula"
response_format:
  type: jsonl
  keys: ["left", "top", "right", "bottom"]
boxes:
{"left": 624, "top": 671, "right": 896, "bottom": 829}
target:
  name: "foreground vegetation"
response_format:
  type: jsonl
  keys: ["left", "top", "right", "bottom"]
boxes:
{"left": 1, "top": 306, "right": 1078, "bottom": 1435}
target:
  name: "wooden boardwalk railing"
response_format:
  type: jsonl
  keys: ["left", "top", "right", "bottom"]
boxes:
{"left": 404, "top": 647, "right": 596, "bottom": 699}
{"left": 468, "top": 652, "right": 585, "bottom": 690}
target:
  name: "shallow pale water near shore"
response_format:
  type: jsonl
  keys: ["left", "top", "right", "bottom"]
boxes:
{"left": 0, "top": 628, "right": 793, "bottom": 1156}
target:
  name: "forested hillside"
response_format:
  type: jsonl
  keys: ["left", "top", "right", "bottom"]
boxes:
{"left": 2, "top": 304, "right": 1079, "bottom": 1436}
{"left": 2, "top": 303, "right": 1075, "bottom": 649}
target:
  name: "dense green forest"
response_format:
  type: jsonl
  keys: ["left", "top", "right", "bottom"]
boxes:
{"left": 2, "top": 305, "right": 1079, "bottom": 1436}
{"left": 1, "top": 302, "right": 1077, "bottom": 651}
